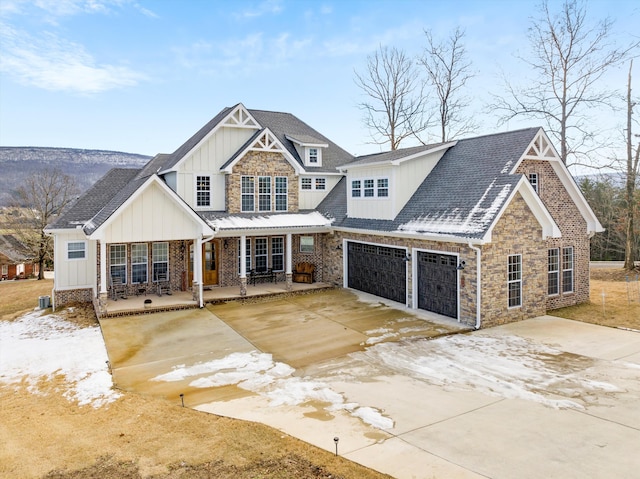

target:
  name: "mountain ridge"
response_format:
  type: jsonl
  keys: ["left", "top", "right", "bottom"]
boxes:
{"left": 0, "top": 146, "right": 152, "bottom": 206}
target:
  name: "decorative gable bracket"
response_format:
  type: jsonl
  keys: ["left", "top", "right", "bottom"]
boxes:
{"left": 522, "top": 130, "right": 558, "bottom": 161}
{"left": 221, "top": 104, "right": 261, "bottom": 129}
{"left": 251, "top": 130, "right": 282, "bottom": 152}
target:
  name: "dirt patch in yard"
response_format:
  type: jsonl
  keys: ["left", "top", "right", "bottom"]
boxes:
{"left": 0, "top": 385, "right": 389, "bottom": 479}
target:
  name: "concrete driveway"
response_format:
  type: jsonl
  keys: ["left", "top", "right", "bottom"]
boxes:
{"left": 100, "top": 290, "right": 640, "bottom": 479}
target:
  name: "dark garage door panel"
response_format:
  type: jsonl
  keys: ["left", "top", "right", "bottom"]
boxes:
{"left": 347, "top": 242, "right": 406, "bottom": 304}
{"left": 417, "top": 252, "right": 458, "bottom": 318}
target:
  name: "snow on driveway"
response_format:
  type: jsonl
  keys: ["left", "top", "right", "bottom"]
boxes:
{"left": 0, "top": 311, "right": 120, "bottom": 408}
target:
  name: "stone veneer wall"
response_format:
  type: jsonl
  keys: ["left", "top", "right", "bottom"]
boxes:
{"left": 516, "top": 160, "right": 590, "bottom": 309}
{"left": 480, "top": 192, "right": 546, "bottom": 328}
{"left": 225, "top": 151, "right": 299, "bottom": 214}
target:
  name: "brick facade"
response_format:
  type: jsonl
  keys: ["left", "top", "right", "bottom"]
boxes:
{"left": 54, "top": 288, "right": 94, "bottom": 308}
{"left": 516, "top": 160, "right": 590, "bottom": 309}
{"left": 225, "top": 151, "right": 299, "bottom": 214}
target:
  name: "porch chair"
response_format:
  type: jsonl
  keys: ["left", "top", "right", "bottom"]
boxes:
{"left": 155, "top": 271, "right": 172, "bottom": 296}
{"left": 292, "top": 262, "right": 315, "bottom": 284}
{"left": 110, "top": 275, "right": 128, "bottom": 300}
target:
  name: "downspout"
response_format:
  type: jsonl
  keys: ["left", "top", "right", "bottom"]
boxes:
{"left": 468, "top": 242, "right": 482, "bottom": 330}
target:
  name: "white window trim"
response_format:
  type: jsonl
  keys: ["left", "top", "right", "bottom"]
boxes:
{"left": 110, "top": 244, "right": 127, "bottom": 283}
{"left": 241, "top": 175, "right": 255, "bottom": 213}
{"left": 258, "top": 176, "right": 272, "bottom": 212}
{"left": 255, "top": 237, "right": 268, "bottom": 270}
{"left": 305, "top": 147, "right": 322, "bottom": 166}
{"left": 195, "top": 174, "right": 212, "bottom": 208}
{"left": 350, "top": 176, "right": 390, "bottom": 198}
{"left": 562, "top": 246, "right": 574, "bottom": 294}
{"left": 131, "top": 243, "right": 148, "bottom": 284}
{"left": 300, "top": 236, "right": 314, "bottom": 253}
{"left": 271, "top": 236, "right": 284, "bottom": 272}
{"left": 300, "top": 176, "right": 326, "bottom": 191}
{"left": 66, "top": 240, "right": 87, "bottom": 261}
{"left": 152, "top": 242, "right": 169, "bottom": 282}
{"left": 548, "top": 248, "right": 560, "bottom": 297}
{"left": 275, "top": 176, "right": 288, "bottom": 211}
{"left": 507, "top": 254, "right": 522, "bottom": 309}
{"left": 528, "top": 173, "right": 540, "bottom": 194}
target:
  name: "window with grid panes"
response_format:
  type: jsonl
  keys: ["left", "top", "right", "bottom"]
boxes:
{"left": 271, "top": 237, "right": 284, "bottom": 271}
{"left": 255, "top": 238, "right": 268, "bottom": 270}
{"left": 152, "top": 242, "right": 168, "bottom": 281}
{"left": 196, "top": 175, "right": 211, "bottom": 207}
{"left": 508, "top": 254, "right": 522, "bottom": 308}
{"left": 241, "top": 176, "right": 255, "bottom": 212}
{"left": 548, "top": 248, "right": 559, "bottom": 295}
{"left": 275, "top": 177, "right": 287, "bottom": 211}
{"left": 131, "top": 243, "right": 148, "bottom": 284}
{"left": 110, "top": 244, "right": 126, "bottom": 282}
{"left": 258, "top": 176, "right": 271, "bottom": 212}
{"left": 562, "top": 247, "right": 574, "bottom": 293}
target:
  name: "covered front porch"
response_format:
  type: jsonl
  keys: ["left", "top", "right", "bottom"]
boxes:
{"left": 100, "top": 279, "right": 334, "bottom": 317}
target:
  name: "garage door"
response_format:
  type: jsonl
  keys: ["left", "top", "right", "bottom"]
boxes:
{"left": 417, "top": 252, "right": 458, "bottom": 318}
{"left": 347, "top": 242, "right": 406, "bottom": 304}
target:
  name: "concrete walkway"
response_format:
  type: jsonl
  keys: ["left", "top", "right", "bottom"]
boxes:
{"left": 100, "top": 290, "right": 640, "bottom": 479}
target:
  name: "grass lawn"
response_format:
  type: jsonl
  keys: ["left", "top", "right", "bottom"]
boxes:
{"left": 1, "top": 268, "right": 637, "bottom": 478}
{"left": 0, "top": 278, "right": 54, "bottom": 320}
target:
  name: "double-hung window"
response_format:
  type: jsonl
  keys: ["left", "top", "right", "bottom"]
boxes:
{"left": 255, "top": 238, "right": 268, "bottom": 271}
{"left": 241, "top": 176, "right": 255, "bottom": 212}
{"left": 275, "top": 177, "right": 287, "bottom": 211}
{"left": 152, "top": 242, "right": 168, "bottom": 282}
{"left": 308, "top": 148, "right": 318, "bottom": 164}
{"left": 271, "top": 237, "right": 284, "bottom": 272}
{"left": 562, "top": 247, "right": 574, "bottom": 293}
{"left": 131, "top": 243, "right": 148, "bottom": 284}
{"left": 364, "top": 179, "right": 375, "bottom": 197}
{"left": 377, "top": 178, "right": 389, "bottom": 197}
{"left": 548, "top": 248, "right": 559, "bottom": 296}
{"left": 110, "top": 244, "right": 127, "bottom": 283}
{"left": 258, "top": 176, "right": 271, "bottom": 212}
{"left": 67, "top": 241, "right": 86, "bottom": 260}
{"left": 196, "top": 175, "right": 211, "bottom": 207}
{"left": 351, "top": 180, "right": 361, "bottom": 197}
{"left": 508, "top": 254, "right": 522, "bottom": 308}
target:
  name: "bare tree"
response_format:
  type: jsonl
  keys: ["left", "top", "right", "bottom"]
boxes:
{"left": 624, "top": 59, "right": 640, "bottom": 270}
{"left": 418, "top": 27, "right": 477, "bottom": 142}
{"left": 13, "top": 168, "right": 78, "bottom": 280}
{"left": 355, "top": 46, "right": 429, "bottom": 150}
{"left": 489, "top": 0, "right": 638, "bottom": 167}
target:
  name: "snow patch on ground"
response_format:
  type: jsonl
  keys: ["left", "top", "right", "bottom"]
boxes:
{"left": 151, "top": 351, "right": 394, "bottom": 430}
{"left": 358, "top": 333, "right": 621, "bottom": 409}
{"left": 0, "top": 311, "right": 120, "bottom": 408}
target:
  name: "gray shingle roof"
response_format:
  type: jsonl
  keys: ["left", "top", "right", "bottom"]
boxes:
{"left": 48, "top": 168, "right": 141, "bottom": 230}
{"left": 347, "top": 143, "right": 446, "bottom": 167}
{"left": 319, "top": 127, "right": 540, "bottom": 240}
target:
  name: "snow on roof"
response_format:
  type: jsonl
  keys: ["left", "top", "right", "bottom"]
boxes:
{"left": 210, "top": 211, "right": 333, "bottom": 230}
{"left": 0, "top": 311, "right": 120, "bottom": 408}
{"left": 398, "top": 181, "right": 512, "bottom": 236}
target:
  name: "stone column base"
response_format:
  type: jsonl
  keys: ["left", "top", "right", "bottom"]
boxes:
{"left": 286, "top": 273, "right": 293, "bottom": 291}
{"left": 192, "top": 281, "right": 200, "bottom": 304}
{"left": 98, "top": 291, "right": 108, "bottom": 316}
{"left": 240, "top": 277, "right": 247, "bottom": 296}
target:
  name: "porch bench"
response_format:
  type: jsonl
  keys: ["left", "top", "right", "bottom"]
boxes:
{"left": 249, "top": 268, "right": 276, "bottom": 285}
{"left": 292, "top": 262, "right": 315, "bottom": 284}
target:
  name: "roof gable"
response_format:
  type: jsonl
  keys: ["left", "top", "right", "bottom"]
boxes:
{"left": 0, "top": 234, "right": 31, "bottom": 262}
{"left": 221, "top": 128, "right": 304, "bottom": 174}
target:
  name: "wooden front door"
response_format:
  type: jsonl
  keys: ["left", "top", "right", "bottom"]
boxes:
{"left": 202, "top": 241, "right": 218, "bottom": 285}
{"left": 189, "top": 241, "right": 219, "bottom": 286}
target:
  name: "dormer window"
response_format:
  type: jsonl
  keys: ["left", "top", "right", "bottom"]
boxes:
{"left": 306, "top": 147, "right": 321, "bottom": 166}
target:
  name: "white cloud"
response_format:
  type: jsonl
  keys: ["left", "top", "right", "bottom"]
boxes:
{"left": 0, "top": 24, "right": 146, "bottom": 93}
{"left": 237, "top": 0, "right": 283, "bottom": 19}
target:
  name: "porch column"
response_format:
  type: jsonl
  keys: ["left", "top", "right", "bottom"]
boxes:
{"left": 240, "top": 234, "right": 247, "bottom": 296}
{"left": 195, "top": 236, "right": 203, "bottom": 307}
{"left": 98, "top": 239, "right": 108, "bottom": 315}
{"left": 285, "top": 233, "right": 293, "bottom": 291}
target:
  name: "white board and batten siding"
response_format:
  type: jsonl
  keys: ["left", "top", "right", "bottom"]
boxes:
{"left": 175, "top": 126, "right": 255, "bottom": 211}
{"left": 101, "top": 182, "right": 203, "bottom": 243}
{"left": 299, "top": 176, "right": 342, "bottom": 210}
{"left": 54, "top": 229, "right": 97, "bottom": 290}
{"left": 346, "top": 149, "right": 448, "bottom": 221}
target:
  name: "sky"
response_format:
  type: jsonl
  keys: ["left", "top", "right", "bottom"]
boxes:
{"left": 0, "top": 0, "right": 638, "bottom": 170}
